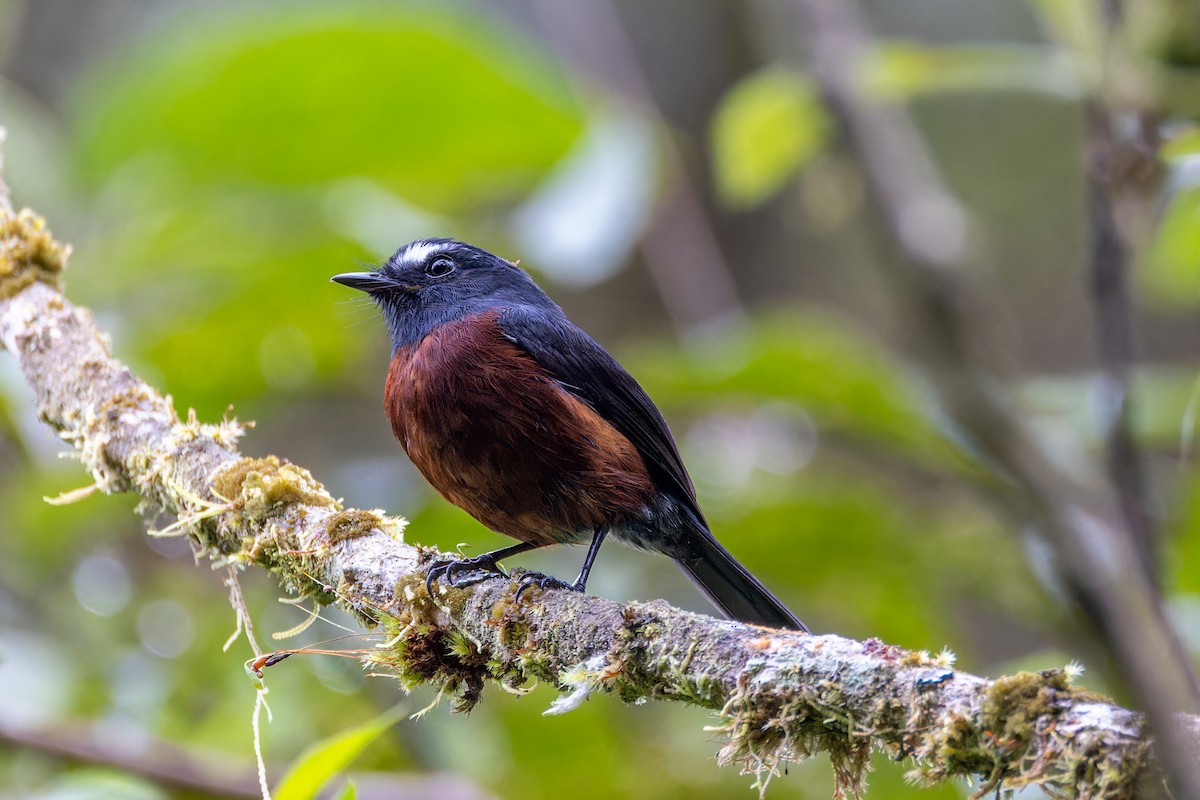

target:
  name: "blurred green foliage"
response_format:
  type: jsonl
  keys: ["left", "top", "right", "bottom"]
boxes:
{"left": 61, "top": 5, "right": 584, "bottom": 416}
{"left": 629, "top": 313, "right": 974, "bottom": 473}
{"left": 1143, "top": 187, "right": 1200, "bottom": 306}
{"left": 709, "top": 68, "right": 829, "bottom": 209}
{"left": 72, "top": 9, "right": 582, "bottom": 210}
{"left": 861, "top": 43, "right": 1080, "bottom": 100}
{"left": 274, "top": 706, "right": 403, "bottom": 800}
{"left": 1029, "top": 0, "right": 1105, "bottom": 61}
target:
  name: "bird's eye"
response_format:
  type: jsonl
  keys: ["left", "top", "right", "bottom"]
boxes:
{"left": 425, "top": 256, "right": 456, "bottom": 278}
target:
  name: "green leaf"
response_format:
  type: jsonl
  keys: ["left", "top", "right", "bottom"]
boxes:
{"left": 1141, "top": 187, "right": 1200, "bottom": 307}
{"left": 861, "top": 42, "right": 1080, "bottom": 100}
{"left": 1161, "top": 127, "right": 1200, "bottom": 161}
{"left": 710, "top": 68, "right": 829, "bottom": 209}
{"left": 274, "top": 706, "right": 404, "bottom": 800}
{"left": 72, "top": 5, "right": 584, "bottom": 214}
{"left": 1168, "top": 467, "right": 1200, "bottom": 595}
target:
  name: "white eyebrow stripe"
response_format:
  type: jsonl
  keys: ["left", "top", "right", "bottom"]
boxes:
{"left": 401, "top": 240, "right": 447, "bottom": 266}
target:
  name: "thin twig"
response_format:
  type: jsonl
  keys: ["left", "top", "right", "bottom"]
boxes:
{"left": 1086, "top": 102, "right": 1157, "bottom": 581}
{"left": 1086, "top": 0, "right": 1159, "bottom": 582}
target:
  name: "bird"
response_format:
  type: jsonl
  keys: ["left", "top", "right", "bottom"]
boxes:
{"left": 332, "top": 238, "right": 808, "bottom": 631}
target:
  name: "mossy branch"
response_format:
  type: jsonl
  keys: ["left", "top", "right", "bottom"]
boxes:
{"left": 0, "top": 208, "right": 1193, "bottom": 799}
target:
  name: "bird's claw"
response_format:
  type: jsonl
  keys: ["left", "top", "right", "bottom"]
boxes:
{"left": 513, "top": 571, "right": 579, "bottom": 603}
{"left": 424, "top": 555, "right": 506, "bottom": 596}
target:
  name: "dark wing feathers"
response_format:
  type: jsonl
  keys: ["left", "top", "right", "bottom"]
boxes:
{"left": 498, "top": 306, "right": 703, "bottom": 524}
{"left": 498, "top": 306, "right": 808, "bottom": 631}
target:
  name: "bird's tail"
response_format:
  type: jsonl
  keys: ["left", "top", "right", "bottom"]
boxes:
{"left": 674, "top": 525, "right": 809, "bottom": 632}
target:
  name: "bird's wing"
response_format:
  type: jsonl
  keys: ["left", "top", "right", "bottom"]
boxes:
{"left": 498, "top": 305, "right": 703, "bottom": 523}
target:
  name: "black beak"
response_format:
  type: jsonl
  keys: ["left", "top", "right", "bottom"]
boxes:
{"left": 331, "top": 272, "right": 391, "bottom": 293}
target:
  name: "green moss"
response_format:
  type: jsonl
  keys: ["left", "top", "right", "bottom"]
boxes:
{"left": 411, "top": 566, "right": 480, "bottom": 621}
{"left": 244, "top": 462, "right": 331, "bottom": 511}
{"left": 0, "top": 209, "right": 68, "bottom": 299}
{"left": 212, "top": 456, "right": 281, "bottom": 501}
{"left": 212, "top": 455, "right": 334, "bottom": 516}
{"left": 203, "top": 456, "right": 347, "bottom": 605}
{"left": 979, "top": 669, "right": 1076, "bottom": 756}
{"left": 913, "top": 711, "right": 988, "bottom": 783}
{"left": 903, "top": 666, "right": 1142, "bottom": 798}
{"left": 373, "top": 570, "right": 572, "bottom": 710}
{"left": 372, "top": 619, "right": 492, "bottom": 712}
{"left": 494, "top": 603, "right": 532, "bottom": 652}
{"left": 325, "top": 509, "right": 380, "bottom": 543}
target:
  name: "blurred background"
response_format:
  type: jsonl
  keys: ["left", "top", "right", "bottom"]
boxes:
{"left": 1, "top": 0, "right": 1199, "bottom": 797}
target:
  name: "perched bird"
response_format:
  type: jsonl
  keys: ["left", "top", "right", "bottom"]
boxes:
{"left": 332, "top": 238, "right": 807, "bottom": 631}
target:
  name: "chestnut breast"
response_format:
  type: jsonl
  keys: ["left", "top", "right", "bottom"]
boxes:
{"left": 384, "top": 310, "right": 656, "bottom": 544}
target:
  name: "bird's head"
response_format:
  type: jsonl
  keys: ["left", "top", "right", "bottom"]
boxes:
{"left": 332, "top": 238, "right": 551, "bottom": 349}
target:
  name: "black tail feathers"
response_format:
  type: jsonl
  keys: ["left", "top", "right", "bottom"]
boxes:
{"left": 673, "top": 528, "right": 808, "bottom": 632}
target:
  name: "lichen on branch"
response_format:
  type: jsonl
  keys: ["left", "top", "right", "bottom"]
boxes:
{"left": 0, "top": 205, "right": 1186, "bottom": 799}
{"left": 0, "top": 208, "right": 67, "bottom": 299}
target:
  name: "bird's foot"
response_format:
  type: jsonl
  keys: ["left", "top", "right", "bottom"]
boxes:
{"left": 425, "top": 554, "right": 507, "bottom": 596}
{"left": 513, "top": 570, "right": 580, "bottom": 603}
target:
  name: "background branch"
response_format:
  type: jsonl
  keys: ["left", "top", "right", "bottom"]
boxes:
{"left": 1086, "top": 101, "right": 1157, "bottom": 580}
{"left": 0, "top": 717, "right": 265, "bottom": 798}
{"left": 0, "top": 716, "right": 498, "bottom": 800}
{"left": 1086, "top": 0, "right": 1158, "bottom": 581}
{"left": 530, "top": 0, "right": 745, "bottom": 333}
{"left": 791, "top": 0, "right": 1200, "bottom": 796}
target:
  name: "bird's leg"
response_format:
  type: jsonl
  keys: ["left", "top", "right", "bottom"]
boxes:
{"left": 516, "top": 526, "right": 608, "bottom": 600}
{"left": 425, "top": 541, "right": 543, "bottom": 595}
{"left": 571, "top": 526, "right": 608, "bottom": 590}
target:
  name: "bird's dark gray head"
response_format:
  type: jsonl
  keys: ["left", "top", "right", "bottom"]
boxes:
{"left": 332, "top": 238, "right": 556, "bottom": 349}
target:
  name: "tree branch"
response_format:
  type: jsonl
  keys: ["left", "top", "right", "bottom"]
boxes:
{"left": 1086, "top": 0, "right": 1159, "bottom": 583}
{"left": 1086, "top": 100, "right": 1156, "bottom": 581}
{"left": 0, "top": 716, "right": 498, "bottom": 800}
{"left": 0, "top": 189, "right": 1193, "bottom": 797}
